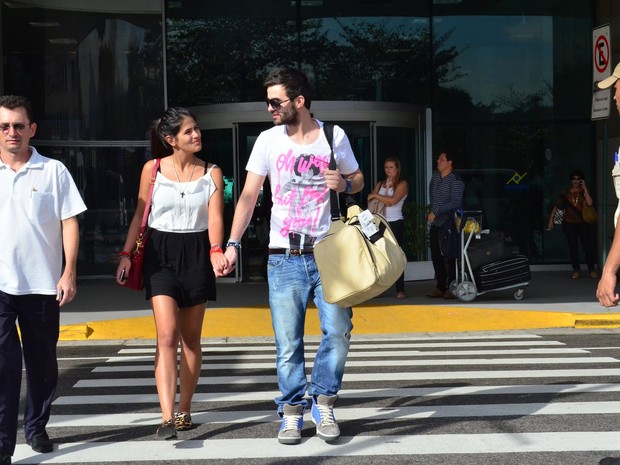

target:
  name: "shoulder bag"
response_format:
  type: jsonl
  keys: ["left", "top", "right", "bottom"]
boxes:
{"left": 313, "top": 123, "right": 407, "bottom": 307}
{"left": 582, "top": 202, "right": 598, "bottom": 224}
{"left": 122, "top": 158, "right": 160, "bottom": 291}
{"left": 368, "top": 181, "right": 387, "bottom": 216}
{"left": 367, "top": 198, "right": 387, "bottom": 217}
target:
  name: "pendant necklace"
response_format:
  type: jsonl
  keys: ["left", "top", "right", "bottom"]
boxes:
{"left": 572, "top": 192, "right": 579, "bottom": 205}
{"left": 172, "top": 159, "right": 196, "bottom": 198}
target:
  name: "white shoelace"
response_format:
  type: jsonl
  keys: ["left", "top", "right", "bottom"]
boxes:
{"left": 315, "top": 404, "right": 336, "bottom": 426}
{"left": 282, "top": 414, "right": 302, "bottom": 431}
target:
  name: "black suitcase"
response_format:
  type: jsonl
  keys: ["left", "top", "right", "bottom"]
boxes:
{"left": 474, "top": 254, "right": 530, "bottom": 291}
{"left": 466, "top": 231, "right": 513, "bottom": 270}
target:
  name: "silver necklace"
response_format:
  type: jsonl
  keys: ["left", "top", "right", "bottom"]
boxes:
{"left": 172, "top": 159, "right": 196, "bottom": 198}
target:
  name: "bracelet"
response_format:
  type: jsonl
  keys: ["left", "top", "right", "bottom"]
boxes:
{"left": 116, "top": 251, "right": 131, "bottom": 262}
{"left": 210, "top": 245, "right": 223, "bottom": 255}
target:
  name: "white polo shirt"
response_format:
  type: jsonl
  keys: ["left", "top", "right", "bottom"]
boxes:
{"left": 0, "top": 147, "right": 87, "bottom": 295}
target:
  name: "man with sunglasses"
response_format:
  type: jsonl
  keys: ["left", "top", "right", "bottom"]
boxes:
{"left": 218, "top": 67, "right": 363, "bottom": 445}
{"left": 0, "top": 95, "right": 86, "bottom": 463}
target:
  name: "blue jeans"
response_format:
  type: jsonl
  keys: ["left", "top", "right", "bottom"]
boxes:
{"left": 267, "top": 253, "right": 353, "bottom": 414}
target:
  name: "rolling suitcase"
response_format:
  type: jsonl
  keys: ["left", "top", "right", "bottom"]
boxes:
{"left": 473, "top": 254, "right": 530, "bottom": 292}
{"left": 466, "top": 231, "right": 513, "bottom": 270}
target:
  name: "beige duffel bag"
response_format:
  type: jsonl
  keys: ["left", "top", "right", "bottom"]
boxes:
{"left": 314, "top": 201, "right": 407, "bottom": 308}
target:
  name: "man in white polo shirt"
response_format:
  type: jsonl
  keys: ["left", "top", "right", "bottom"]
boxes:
{"left": 0, "top": 95, "right": 86, "bottom": 464}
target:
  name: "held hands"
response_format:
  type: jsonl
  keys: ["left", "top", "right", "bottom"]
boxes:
{"left": 210, "top": 248, "right": 230, "bottom": 277}
{"left": 214, "top": 246, "right": 237, "bottom": 277}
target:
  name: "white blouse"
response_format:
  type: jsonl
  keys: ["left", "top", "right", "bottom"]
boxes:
{"left": 148, "top": 164, "right": 217, "bottom": 233}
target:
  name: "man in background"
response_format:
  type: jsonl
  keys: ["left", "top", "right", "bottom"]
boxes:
{"left": 426, "top": 151, "right": 464, "bottom": 300}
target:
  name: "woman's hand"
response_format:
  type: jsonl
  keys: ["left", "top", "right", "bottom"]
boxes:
{"left": 116, "top": 257, "right": 130, "bottom": 285}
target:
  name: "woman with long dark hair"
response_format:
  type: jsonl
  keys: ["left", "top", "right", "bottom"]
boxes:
{"left": 116, "top": 107, "right": 227, "bottom": 438}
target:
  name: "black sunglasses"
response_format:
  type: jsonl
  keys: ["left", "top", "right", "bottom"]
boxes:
{"left": 265, "top": 97, "right": 293, "bottom": 111}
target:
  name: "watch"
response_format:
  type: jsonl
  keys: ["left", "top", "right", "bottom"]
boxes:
{"left": 225, "top": 240, "right": 241, "bottom": 250}
{"left": 344, "top": 178, "right": 352, "bottom": 193}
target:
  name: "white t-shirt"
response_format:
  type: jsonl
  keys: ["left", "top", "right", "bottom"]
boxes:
{"left": 246, "top": 120, "right": 359, "bottom": 249}
{"left": 0, "top": 147, "right": 87, "bottom": 295}
{"left": 148, "top": 163, "right": 217, "bottom": 233}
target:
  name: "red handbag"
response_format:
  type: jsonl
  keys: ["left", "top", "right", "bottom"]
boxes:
{"left": 122, "top": 158, "right": 160, "bottom": 291}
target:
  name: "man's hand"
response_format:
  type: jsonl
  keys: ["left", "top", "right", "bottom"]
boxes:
{"left": 325, "top": 168, "right": 345, "bottom": 192}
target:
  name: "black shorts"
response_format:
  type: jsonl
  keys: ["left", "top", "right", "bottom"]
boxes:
{"left": 143, "top": 229, "right": 216, "bottom": 307}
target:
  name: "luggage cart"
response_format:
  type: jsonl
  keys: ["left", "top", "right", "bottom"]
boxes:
{"left": 449, "top": 211, "right": 529, "bottom": 302}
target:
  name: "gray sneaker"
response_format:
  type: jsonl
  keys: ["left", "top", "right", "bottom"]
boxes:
{"left": 311, "top": 394, "right": 340, "bottom": 441}
{"left": 278, "top": 404, "right": 304, "bottom": 445}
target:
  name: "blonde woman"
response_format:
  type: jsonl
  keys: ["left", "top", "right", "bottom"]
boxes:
{"left": 367, "top": 157, "right": 409, "bottom": 298}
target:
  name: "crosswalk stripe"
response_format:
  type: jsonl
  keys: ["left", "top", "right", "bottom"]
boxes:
{"left": 51, "top": 382, "right": 620, "bottom": 405}
{"left": 92, "top": 356, "right": 615, "bottom": 372}
{"left": 116, "top": 339, "right": 563, "bottom": 355}
{"left": 104, "top": 347, "right": 589, "bottom": 363}
{"left": 115, "top": 334, "right": 545, "bottom": 354}
{"left": 46, "top": 401, "right": 620, "bottom": 427}
{"left": 11, "top": 432, "right": 620, "bottom": 462}
{"left": 72, "top": 368, "right": 620, "bottom": 388}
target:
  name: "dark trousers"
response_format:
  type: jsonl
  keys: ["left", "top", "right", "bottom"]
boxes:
{"left": 430, "top": 225, "right": 456, "bottom": 292}
{"left": 388, "top": 219, "right": 405, "bottom": 293}
{"left": 563, "top": 222, "right": 596, "bottom": 271}
{"left": 0, "top": 291, "right": 59, "bottom": 455}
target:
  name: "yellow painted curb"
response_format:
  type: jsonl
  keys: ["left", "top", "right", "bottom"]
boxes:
{"left": 574, "top": 313, "right": 620, "bottom": 328}
{"left": 57, "top": 306, "right": 620, "bottom": 341}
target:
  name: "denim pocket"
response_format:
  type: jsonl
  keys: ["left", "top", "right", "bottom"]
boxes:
{"left": 267, "top": 255, "right": 287, "bottom": 271}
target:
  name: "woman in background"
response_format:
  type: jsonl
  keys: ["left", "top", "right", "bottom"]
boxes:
{"left": 367, "top": 156, "right": 409, "bottom": 298}
{"left": 547, "top": 169, "right": 597, "bottom": 279}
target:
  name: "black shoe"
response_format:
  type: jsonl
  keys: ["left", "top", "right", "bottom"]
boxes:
{"left": 0, "top": 451, "right": 10, "bottom": 465}
{"left": 27, "top": 432, "right": 53, "bottom": 453}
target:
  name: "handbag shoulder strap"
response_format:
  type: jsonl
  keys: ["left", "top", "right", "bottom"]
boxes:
{"left": 323, "top": 122, "right": 341, "bottom": 221}
{"left": 138, "top": 158, "right": 161, "bottom": 237}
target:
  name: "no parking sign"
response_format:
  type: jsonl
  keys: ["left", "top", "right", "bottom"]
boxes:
{"left": 592, "top": 24, "right": 612, "bottom": 120}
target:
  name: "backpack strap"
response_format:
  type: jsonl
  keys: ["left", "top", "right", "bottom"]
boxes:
{"left": 323, "top": 123, "right": 341, "bottom": 221}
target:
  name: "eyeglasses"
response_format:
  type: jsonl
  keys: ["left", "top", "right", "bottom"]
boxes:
{"left": 572, "top": 177, "right": 583, "bottom": 181}
{"left": 0, "top": 122, "right": 30, "bottom": 134}
{"left": 265, "top": 98, "right": 292, "bottom": 111}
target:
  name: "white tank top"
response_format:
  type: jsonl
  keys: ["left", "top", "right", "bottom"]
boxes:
{"left": 148, "top": 164, "right": 217, "bottom": 232}
{"left": 379, "top": 184, "right": 406, "bottom": 222}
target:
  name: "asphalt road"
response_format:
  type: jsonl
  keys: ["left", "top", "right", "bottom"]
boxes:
{"left": 10, "top": 329, "right": 620, "bottom": 464}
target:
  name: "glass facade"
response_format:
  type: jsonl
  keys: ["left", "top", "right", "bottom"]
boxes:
{"left": 1, "top": 1, "right": 164, "bottom": 275}
{"left": 0, "top": 0, "right": 604, "bottom": 277}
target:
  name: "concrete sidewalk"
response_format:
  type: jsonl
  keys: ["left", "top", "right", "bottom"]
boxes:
{"left": 57, "top": 270, "right": 620, "bottom": 341}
